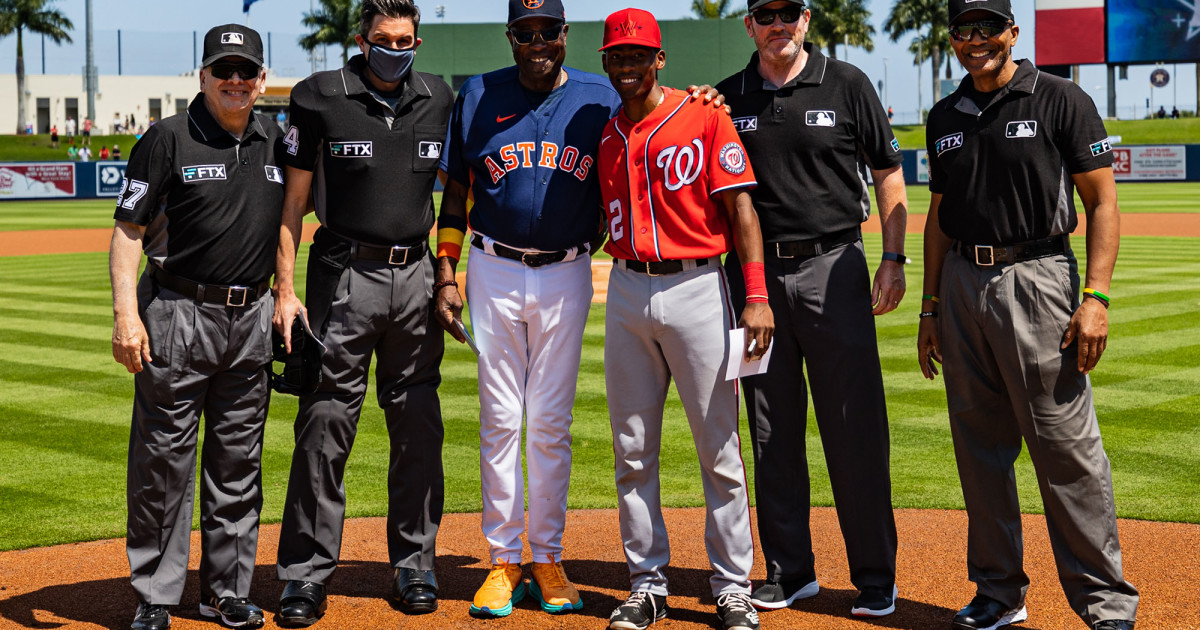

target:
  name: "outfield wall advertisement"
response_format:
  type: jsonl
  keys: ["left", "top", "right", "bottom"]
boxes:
{"left": 0, "top": 163, "right": 76, "bottom": 199}
{"left": 1112, "top": 146, "right": 1187, "bottom": 181}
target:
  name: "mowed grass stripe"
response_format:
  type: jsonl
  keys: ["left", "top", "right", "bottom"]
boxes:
{"left": 1, "top": 231, "right": 1198, "bottom": 549}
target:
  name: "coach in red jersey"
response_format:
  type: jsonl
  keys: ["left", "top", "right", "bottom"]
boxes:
{"left": 596, "top": 9, "right": 772, "bottom": 630}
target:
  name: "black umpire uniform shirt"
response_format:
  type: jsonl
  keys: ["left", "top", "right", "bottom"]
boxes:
{"left": 115, "top": 95, "right": 285, "bottom": 285}
{"left": 716, "top": 43, "right": 903, "bottom": 242}
{"left": 926, "top": 59, "right": 1114, "bottom": 245}
{"left": 283, "top": 55, "right": 453, "bottom": 245}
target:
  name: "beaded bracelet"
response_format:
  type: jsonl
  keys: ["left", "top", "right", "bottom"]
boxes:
{"left": 433, "top": 280, "right": 459, "bottom": 292}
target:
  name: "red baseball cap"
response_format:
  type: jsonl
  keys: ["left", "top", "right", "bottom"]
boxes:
{"left": 599, "top": 8, "right": 662, "bottom": 51}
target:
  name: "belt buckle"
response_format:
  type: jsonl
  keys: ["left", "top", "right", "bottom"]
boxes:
{"left": 226, "top": 286, "right": 249, "bottom": 307}
{"left": 521, "top": 251, "right": 545, "bottom": 268}
{"left": 774, "top": 243, "right": 794, "bottom": 259}
{"left": 974, "top": 245, "right": 995, "bottom": 267}
{"left": 388, "top": 245, "right": 409, "bottom": 265}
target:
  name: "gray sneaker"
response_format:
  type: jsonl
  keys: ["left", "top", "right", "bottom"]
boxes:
{"left": 609, "top": 591, "right": 668, "bottom": 630}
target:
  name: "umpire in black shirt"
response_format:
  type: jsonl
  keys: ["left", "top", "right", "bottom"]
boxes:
{"left": 271, "top": 0, "right": 453, "bottom": 624}
{"left": 717, "top": 0, "right": 907, "bottom": 619}
{"left": 109, "top": 24, "right": 282, "bottom": 630}
{"left": 918, "top": 1, "right": 1138, "bottom": 629}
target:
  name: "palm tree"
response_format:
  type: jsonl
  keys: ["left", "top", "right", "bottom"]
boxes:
{"left": 691, "top": 0, "right": 745, "bottom": 19}
{"left": 299, "top": 0, "right": 359, "bottom": 66}
{"left": 0, "top": 0, "right": 73, "bottom": 135}
{"left": 806, "top": 0, "right": 874, "bottom": 59}
{"left": 885, "top": 0, "right": 945, "bottom": 108}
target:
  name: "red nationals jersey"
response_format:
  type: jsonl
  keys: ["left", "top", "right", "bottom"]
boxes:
{"left": 599, "top": 87, "right": 756, "bottom": 261}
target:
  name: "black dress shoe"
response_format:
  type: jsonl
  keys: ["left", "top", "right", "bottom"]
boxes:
{"left": 131, "top": 602, "right": 170, "bottom": 630}
{"left": 392, "top": 567, "right": 438, "bottom": 614}
{"left": 952, "top": 594, "right": 1028, "bottom": 630}
{"left": 1094, "top": 621, "right": 1135, "bottom": 630}
{"left": 278, "top": 581, "right": 327, "bottom": 628}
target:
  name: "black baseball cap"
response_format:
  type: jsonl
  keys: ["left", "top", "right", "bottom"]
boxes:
{"left": 507, "top": 0, "right": 565, "bottom": 26}
{"left": 201, "top": 24, "right": 264, "bottom": 67}
{"left": 948, "top": 0, "right": 1013, "bottom": 25}
{"left": 747, "top": 0, "right": 806, "bottom": 13}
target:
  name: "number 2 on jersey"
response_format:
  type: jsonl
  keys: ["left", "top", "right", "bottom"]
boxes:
{"left": 607, "top": 199, "right": 625, "bottom": 241}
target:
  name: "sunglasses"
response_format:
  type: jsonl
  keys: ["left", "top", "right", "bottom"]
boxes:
{"left": 948, "top": 20, "right": 1012, "bottom": 42}
{"left": 508, "top": 24, "right": 565, "bottom": 45}
{"left": 209, "top": 63, "right": 261, "bottom": 80}
{"left": 751, "top": 6, "right": 804, "bottom": 26}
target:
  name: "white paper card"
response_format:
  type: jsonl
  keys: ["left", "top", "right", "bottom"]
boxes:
{"left": 725, "top": 327, "right": 772, "bottom": 381}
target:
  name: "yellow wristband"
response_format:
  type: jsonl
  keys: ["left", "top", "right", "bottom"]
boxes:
{"left": 436, "top": 227, "right": 465, "bottom": 260}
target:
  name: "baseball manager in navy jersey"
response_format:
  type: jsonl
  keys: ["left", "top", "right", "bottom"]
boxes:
{"left": 110, "top": 23, "right": 282, "bottom": 630}
{"left": 270, "top": 0, "right": 453, "bottom": 624}
{"left": 919, "top": 1, "right": 1137, "bottom": 629}
{"left": 716, "top": 0, "right": 908, "bottom": 619}
{"left": 434, "top": 0, "right": 616, "bottom": 616}
{"left": 434, "top": 0, "right": 727, "bottom": 618}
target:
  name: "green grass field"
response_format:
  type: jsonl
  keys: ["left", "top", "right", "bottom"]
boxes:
{"left": 1, "top": 206, "right": 1197, "bottom": 550}
{"left": 892, "top": 117, "right": 1200, "bottom": 149}
{"left": 2, "top": 182, "right": 1198, "bottom": 233}
{"left": 0, "top": 117, "right": 1197, "bottom": 159}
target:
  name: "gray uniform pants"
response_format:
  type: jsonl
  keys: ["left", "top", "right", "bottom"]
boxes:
{"left": 940, "top": 249, "right": 1139, "bottom": 624}
{"left": 605, "top": 261, "right": 754, "bottom": 598}
{"left": 726, "top": 241, "right": 897, "bottom": 591}
{"left": 277, "top": 253, "right": 444, "bottom": 583}
{"left": 127, "top": 275, "right": 272, "bottom": 605}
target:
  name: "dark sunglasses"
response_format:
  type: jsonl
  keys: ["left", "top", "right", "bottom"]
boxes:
{"left": 752, "top": 6, "right": 804, "bottom": 26}
{"left": 508, "top": 23, "right": 564, "bottom": 45}
{"left": 209, "top": 63, "right": 261, "bottom": 80}
{"left": 948, "top": 20, "right": 1012, "bottom": 42}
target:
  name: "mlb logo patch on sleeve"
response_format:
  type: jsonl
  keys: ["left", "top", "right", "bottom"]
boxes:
{"left": 221, "top": 32, "right": 244, "bottom": 45}
{"left": 805, "top": 111, "right": 836, "bottom": 127}
{"left": 890, "top": 138, "right": 900, "bottom": 152}
{"left": 1005, "top": 121, "right": 1037, "bottom": 138}
{"left": 1089, "top": 139, "right": 1112, "bottom": 157}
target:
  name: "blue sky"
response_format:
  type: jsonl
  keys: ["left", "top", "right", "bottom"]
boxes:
{"left": 1, "top": 0, "right": 1195, "bottom": 123}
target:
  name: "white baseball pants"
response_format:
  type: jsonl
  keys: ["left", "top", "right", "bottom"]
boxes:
{"left": 465, "top": 243, "right": 593, "bottom": 564}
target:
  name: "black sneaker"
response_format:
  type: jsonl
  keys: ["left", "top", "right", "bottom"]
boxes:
{"left": 199, "top": 596, "right": 265, "bottom": 628}
{"left": 717, "top": 592, "right": 761, "bottom": 630}
{"left": 609, "top": 591, "right": 668, "bottom": 630}
{"left": 750, "top": 576, "right": 820, "bottom": 610}
{"left": 131, "top": 602, "right": 170, "bottom": 630}
{"left": 851, "top": 584, "right": 898, "bottom": 618}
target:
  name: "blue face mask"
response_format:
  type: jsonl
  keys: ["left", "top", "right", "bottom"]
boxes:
{"left": 366, "top": 41, "right": 415, "bottom": 83}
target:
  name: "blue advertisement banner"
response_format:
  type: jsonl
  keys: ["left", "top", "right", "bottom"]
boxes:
{"left": 1108, "top": 0, "right": 1200, "bottom": 64}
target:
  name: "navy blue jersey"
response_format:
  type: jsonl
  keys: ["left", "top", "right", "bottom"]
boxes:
{"left": 440, "top": 66, "right": 622, "bottom": 251}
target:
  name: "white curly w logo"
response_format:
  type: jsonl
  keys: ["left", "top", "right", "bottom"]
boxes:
{"left": 656, "top": 140, "right": 704, "bottom": 191}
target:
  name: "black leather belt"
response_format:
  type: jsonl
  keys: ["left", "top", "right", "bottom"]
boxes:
{"left": 768, "top": 227, "right": 861, "bottom": 258}
{"left": 471, "top": 234, "right": 576, "bottom": 268}
{"left": 149, "top": 265, "right": 269, "bottom": 307}
{"left": 620, "top": 257, "right": 710, "bottom": 275}
{"left": 349, "top": 239, "right": 427, "bottom": 266}
{"left": 955, "top": 234, "right": 1069, "bottom": 267}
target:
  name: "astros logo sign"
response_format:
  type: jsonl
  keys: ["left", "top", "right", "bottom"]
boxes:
{"left": 523, "top": 0, "right": 544, "bottom": 8}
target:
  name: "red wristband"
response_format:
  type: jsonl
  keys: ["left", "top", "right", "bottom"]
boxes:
{"left": 742, "top": 262, "right": 768, "bottom": 304}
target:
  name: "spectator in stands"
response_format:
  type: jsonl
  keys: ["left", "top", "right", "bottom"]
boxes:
{"left": 51, "top": 124, "right": 60, "bottom": 148}
{"left": 67, "top": 145, "right": 78, "bottom": 161}
{"left": 100, "top": 145, "right": 111, "bottom": 160}
{"left": 78, "top": 145, "right": 92, "bottom": 161}
{"left": 83, "top": 117, "right": 93, "bottom": 144}
{"left": 114, "top": 113, "right": 124, "bottom": 134}
{"left": 113, "top": 144, "right": 122, "bottom": 160}
{"left": 1156, "top": 106, "right": 1166, "bottom": 119}
{"left": 1171, "top": 106, "right": 1180, "bottom": 119}
{"left": 65, "top": 116, "right": 76, "bottom": 142}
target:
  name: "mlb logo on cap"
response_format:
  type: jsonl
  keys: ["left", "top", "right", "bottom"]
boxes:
{"left": 201, "top": 23, "right": 264, "bottom": 67}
